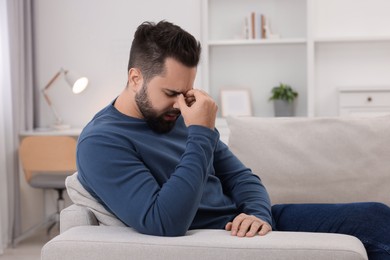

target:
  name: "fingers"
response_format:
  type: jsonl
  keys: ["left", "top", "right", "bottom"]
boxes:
{"left": 174, "top": 89, "right": 210, "bottom": 110}
{"left": 225, "top": 222, "right": 232, "bottom": 231}
{"left": 258, "top": 222, "right": 272, "bottom": 236}
{"left": 174, "top": 94, "right": 188, "bottom": 110}
{"left": 246, "top": 220, "right": 262, "bottom": 237}
{"left": 229, "top": 213, "right": 245, "bottom": 236}
{"left": 175, "top": 89, "right": 217, "bottom": 130}
{"left": 226, "top": 213, "right": 271, "bottom": 237}
{"left": 185, "top": 89, "right": 210, "bottom": 103}
{"left": 185, "top": 95, "right": 196, "bottom": 107}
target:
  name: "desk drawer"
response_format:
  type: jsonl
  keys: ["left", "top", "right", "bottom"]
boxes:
{"left": 339, "top": 91, "right": 390, "bottom": 107}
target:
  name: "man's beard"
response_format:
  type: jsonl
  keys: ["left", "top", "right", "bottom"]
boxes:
{"left": 135, "top": 84, "right": 181, "bottom": 133}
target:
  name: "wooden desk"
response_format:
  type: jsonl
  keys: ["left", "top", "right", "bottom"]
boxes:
{"left": 20, "top": 128, "right": 82, "bottom": 137}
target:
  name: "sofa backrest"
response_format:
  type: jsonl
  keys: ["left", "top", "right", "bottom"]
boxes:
{"left": 227, "top": 116, "right": 390, "bottom": 206}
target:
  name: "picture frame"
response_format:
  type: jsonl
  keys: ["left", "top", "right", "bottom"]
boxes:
{"left": 220, "top": 89, "right": 252, "bottom": 117}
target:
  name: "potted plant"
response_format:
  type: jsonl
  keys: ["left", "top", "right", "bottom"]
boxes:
{"left": 269, "top": 83, "right": 298, "bottom": 117}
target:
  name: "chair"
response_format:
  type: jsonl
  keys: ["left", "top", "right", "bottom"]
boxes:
{"left": 19, "top": 135, "right": 77, "bottom": 238}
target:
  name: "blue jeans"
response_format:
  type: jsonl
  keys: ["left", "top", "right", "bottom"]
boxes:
{"left": 272, "top": 202, "right": 390, "bottom": 260}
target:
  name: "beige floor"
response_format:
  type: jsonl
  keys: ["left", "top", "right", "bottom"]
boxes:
{"left": 2, "top": 227, "right": 58, "bottom": 260}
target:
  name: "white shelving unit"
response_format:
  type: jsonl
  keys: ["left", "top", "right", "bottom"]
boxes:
{"left": 201, "top": 0, "right": 390, "bottom": 117}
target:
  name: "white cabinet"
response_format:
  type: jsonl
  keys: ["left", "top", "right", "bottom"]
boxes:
{"left": 201, "top": 0, "right": 390, "bottom": 117}
{"left": 339, "top": 88, "right": 390, "bottom": 117}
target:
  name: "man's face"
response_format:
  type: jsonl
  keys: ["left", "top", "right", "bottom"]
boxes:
{"left": 135, "top": 58, "right": 197, "bottom": 133}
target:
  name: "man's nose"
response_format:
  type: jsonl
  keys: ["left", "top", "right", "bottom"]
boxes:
{"left": 173, "top": 97, "right": 180, "bottom": 110}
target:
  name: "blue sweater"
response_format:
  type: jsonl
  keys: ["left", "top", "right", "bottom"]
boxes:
{"left": 77, "top": 101, "right": 272, "bottom": 236}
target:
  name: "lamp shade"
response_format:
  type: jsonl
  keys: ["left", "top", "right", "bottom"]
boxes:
{"left": 64, "top": 70, "right": 89, "bottom": 94}
{"left": 42, "top": 68, "right": 89, "bottom": 129}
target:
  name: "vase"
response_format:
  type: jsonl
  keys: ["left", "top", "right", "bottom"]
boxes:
{"left": 273, "top": 100, "right": 295, "bottom": 117}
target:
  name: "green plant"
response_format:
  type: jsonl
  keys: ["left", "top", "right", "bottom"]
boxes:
{"left": 269, "top": 83, "right": 298, "bottom": 103}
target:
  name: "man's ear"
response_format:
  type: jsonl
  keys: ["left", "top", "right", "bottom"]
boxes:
{"left": 128, "top": 68, "right": 143, "bottom": 92}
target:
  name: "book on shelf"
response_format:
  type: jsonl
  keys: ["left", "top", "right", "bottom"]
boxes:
{"left": 243, "top": 12, "right": 280, "bottom": 40}
{"left": 261, "top": 14, "right": 266, "bottom": 39}
{"left": 244, "top": 12, "right": 266, "bottom": 40}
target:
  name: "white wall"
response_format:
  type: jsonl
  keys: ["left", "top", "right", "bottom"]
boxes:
{"left": 34, "top": 0, "right": 202, "bottom": 128}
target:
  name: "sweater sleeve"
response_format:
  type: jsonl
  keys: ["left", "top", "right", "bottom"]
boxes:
{"left": 213, "top": 140, "right": 272, "bottom": 225}
{"left": 77, "top": 126, "right": 219, "bottom": 236}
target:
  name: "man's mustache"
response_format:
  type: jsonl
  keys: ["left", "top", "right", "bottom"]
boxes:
{"left": 164, "top": 108, "right": 181, "bottom": 117}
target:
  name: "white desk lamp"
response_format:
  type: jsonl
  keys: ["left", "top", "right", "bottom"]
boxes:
{"left": 42, "top": 68, "right": 88, "bottom": 129}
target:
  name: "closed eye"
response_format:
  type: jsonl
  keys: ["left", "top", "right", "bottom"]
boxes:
{"left": 164, "top": 90, "right": 181, "bottom": 97}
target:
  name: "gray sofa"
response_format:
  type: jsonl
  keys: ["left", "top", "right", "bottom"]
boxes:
{"left": 41, "top": 116, "right": 390, "bottom": 260}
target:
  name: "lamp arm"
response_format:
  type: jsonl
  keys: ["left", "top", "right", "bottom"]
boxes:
{"left": 42, "top": 68, "right": 66, "bottom": 92}
{"left": 41, "top": 68, "right": 66, "bottom": 125}
{"left": 42, "top": 89, "right": 63, "bottom": 125}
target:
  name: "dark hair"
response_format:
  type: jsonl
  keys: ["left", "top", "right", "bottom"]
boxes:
{"left": 127, "top": 21, "right": 201, "bottom": 83}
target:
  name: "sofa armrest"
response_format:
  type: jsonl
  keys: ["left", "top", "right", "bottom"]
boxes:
{"left": 42, "top": 226, "right": 368, "bottom": 260}
{"left": 60, "top": 204, "right": 98, "bottom": 233}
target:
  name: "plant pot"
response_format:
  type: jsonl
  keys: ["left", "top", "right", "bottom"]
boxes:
{"left": 273, "top": 100, "right": 295, "bottom": 117}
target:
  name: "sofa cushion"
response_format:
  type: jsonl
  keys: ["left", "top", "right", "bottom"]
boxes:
{"left": 227, "top": 116, "right": 390, "bottom": 205}
{"left": 66, "top": 172, "right": 125, "bottom": 227}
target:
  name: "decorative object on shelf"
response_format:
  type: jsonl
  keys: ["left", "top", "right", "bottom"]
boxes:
{"left": 220, "top": 89, "right": 252, "bottom": 117}
{"left": 42, "top": 68, "right": 88, "bottom": 129}
{"left": 263, "top": 17, "right": 280, "bottom": 39}
{"left": 269, "top": 83, "right": 298, "bottom": 117}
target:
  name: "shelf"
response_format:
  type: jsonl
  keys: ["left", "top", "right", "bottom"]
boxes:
{"left": 339, "top": 86, "right": 390, "bottom": 93}
{"left": 314, "top": 35, "right": 390, "bottom": 43}
{"left": 208, "top": 38, "right": 307, "bottom": 46}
